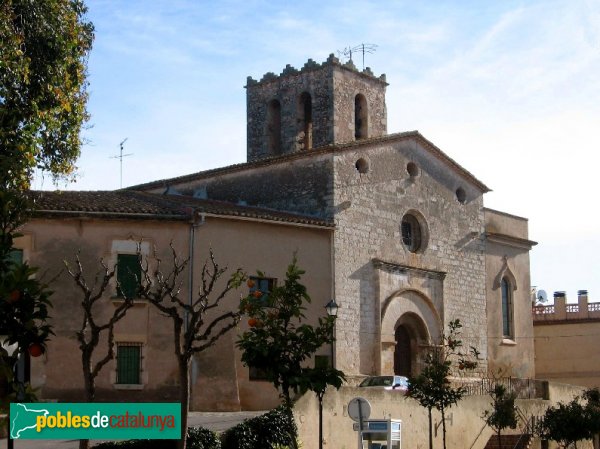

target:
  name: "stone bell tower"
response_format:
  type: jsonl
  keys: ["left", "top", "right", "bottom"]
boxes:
{"left": 245, "top": 53, "right": 388, "bottom": 162}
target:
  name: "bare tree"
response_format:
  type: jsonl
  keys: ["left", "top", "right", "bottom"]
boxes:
{"left": 65, "top": 254, "right": 133, "bottom": 449}
{"left": 139, "top": 246, "right": 244, "bottom": 449}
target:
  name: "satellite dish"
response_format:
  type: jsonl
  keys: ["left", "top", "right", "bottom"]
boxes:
{"left": 348, "top": 397, "right": 371, "bottom": 423}
{"left": 537, "top": 289, "right": 548, "bottom": 303}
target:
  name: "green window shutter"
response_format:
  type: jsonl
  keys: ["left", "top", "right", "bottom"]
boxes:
{"left": 117, "top": 344, "right": 141, "bottom": 384}
{"left": 9, "top": 249, "right": 23, "bottom": 265}
{"left": 117, "top": 254, "right": 140, "bottom": 299}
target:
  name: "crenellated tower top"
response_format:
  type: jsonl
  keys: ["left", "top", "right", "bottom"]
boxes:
{"left": 245, "top": 53, "right": 388, "bottom": 162}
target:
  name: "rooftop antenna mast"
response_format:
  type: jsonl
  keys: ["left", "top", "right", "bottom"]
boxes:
{"left": 337, "top": 43, "right": 378, "bottom": 70}
{"left": 110, "top": 138, "right": 132, "bottom": 188}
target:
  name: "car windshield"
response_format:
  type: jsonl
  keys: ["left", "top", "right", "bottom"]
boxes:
{"left": 360, "top": 376, "right": 394, "bottom": 387}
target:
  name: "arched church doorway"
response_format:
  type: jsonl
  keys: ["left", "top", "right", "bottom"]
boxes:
{"left": 394, "top": 325, "right": 411, "bottom": 376}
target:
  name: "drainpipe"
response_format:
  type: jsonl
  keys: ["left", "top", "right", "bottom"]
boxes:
{"left": 187, "top": 210, "right": 205, "bottom": 402}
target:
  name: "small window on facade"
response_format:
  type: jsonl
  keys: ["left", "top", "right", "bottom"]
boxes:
{"left": 116, "top": 343, "right": 142, "bottom": 384}
{"left": 249, "top": 276, "right": 276, "bottom": 300}
{"left": 315, "top": 355, "right": 331, "bottom": 369}
{"left": 354, "top": 94, "right": 368, "bottom": 140}
{"left": 406, "top": 162, "right": 419, "bottom": 178}
{"left": 249, "top": 366, "right": 269, "bottom": 381}
{"left": 501, "top": 278, "right": 513, "bottom": 338}
{"left": 401, "top": 214, "right": 422, "bottom": 253}
{"left": 456, "top": 187, "right": 467, "bottom": 204}
{"left": 9, "top": 249, "right": 23, "bottom": 265}
{"left": 117, "top": 254, "right": 141, "bottom": 299}
{"left": 355, "top": 158, "right": 369, "bottom": 174}
{"left": 267, "top": 99, "right": 282, "bottom": 155}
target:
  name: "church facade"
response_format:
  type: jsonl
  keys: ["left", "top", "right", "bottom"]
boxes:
{"left": 134, "top": 54, "right": 537, "bottom": 381}
{"left": 17, "top": 55, "right": 537, "bottom": 410}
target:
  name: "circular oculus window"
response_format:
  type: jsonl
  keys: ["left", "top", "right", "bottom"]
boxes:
{"left": 401, "top": 212, "right": 427, "bottom": 253}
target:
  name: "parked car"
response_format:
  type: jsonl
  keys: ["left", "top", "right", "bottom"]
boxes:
{"left": 358, "top": 375, "right": 409, "bottom": 392}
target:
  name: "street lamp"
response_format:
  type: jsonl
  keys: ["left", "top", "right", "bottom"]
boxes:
{"left": 324, "top": 299, "right": 338, "bottom": 369}
{"left": 324, "top": 299, "right": 338, "bottom": 318}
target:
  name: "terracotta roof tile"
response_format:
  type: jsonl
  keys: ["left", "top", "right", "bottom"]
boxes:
{"left": 29, "top": 191, "right": 334, "bottom": 228}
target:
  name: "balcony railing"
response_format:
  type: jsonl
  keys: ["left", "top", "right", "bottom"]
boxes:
{"left": 452, "top": 377, "right": 548, "bottom": 399}
{"left": 532, "top": 296, "right": 600, "bottom": 322}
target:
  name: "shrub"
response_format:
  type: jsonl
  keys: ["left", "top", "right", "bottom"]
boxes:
{"left": 221, "top": 406, "right": 297, "bottom": 449}
{"left": 93, "top": 426, "right": 220, "bottom": 449}
{"left": 188, "top": 426, "right": 221, "bottom": 449}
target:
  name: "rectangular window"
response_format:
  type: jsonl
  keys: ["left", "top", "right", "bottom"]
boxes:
{"left": 116, "top": 343, "right": 142, "bottom": 384}
{"left": 117, "top": 254, "right": 141, "bottom": 299}
{"left": 249, "top": 366, "right": 269, "bottom": 382}
{"left": 249, "top": 276, "right": 275, "bottom": 300}
{"left": 9, "top": 249, "right": 23, "bottom": 265}
{"left": 315, "top": 355, "right": 331, "bottom": 369}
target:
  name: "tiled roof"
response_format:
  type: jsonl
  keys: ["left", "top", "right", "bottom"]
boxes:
{"left": 137, "top": 192, "right": 334, "bottom": 228}
{"left": 127, "top": 131, "right": 491, "bottom": 193}
{"left": 30, "top": 190, "right": 189, "bottom": 219}
{"left": 29, "top": 190, "right": 334, "bottom": 228}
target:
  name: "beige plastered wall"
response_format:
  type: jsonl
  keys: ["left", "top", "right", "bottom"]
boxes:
{"left": 534, "top": 321, "right": 600, "bottom": 388}
{"left": 18, "top": 217, "right": 190, "bottom": 403}
{"left": 484, "top": 209, "right": 536, "bottom": 378}
{"left": 294, "top": 382, "right": 589, "bottom": 449}
{"left": 190, "top": 216, "right": 333, "bottom": 411}
{"left": 18, "top": 214, "right": 333, "bottom": 411}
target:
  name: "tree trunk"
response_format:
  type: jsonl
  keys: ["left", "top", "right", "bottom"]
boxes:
{"left": 281, "top": 385, "right": 298, "bottom": 449}
{"left": 80, "top": 352, "right": 94, "bottom": 449}
{"left": 497, "top": 429, "right": 501, "bottom": 449}
{"left": 318, "top": 392, "right": 323, "bottom": 449}
{"left": 441, "top": 406, "right": 447, "bottom": 449}
{"left": 428, "top": 407, "right": 433, "bottom": 449}
{"left": 177, "top": 357, "right": 190, "bottom": 449}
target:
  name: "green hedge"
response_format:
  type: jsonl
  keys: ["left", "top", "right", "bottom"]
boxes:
{"left": 220, "top": 406, "right": 297, "bottom": 449}
{"left": 93, "top": 426, "right": 220, "bottom": 449}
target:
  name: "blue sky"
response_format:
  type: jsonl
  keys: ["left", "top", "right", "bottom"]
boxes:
{"left": 39, "top": 0, "right": 600, "bottom": 302}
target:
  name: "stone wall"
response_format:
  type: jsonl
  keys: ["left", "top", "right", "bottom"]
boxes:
{"left": 169, "top": 153, "right": 335, "bottom": 219}
{"left": 246, "top": 54, "right": 387, "bottom": 161}
{"left": 332, "top": 138, "right": 488, "bottom": 375}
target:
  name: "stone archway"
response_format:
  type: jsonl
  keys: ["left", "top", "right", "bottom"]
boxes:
{"left": 380, "top": 289, "right": 441, "bottom": 376}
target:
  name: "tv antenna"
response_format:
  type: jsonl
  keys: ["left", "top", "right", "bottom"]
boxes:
{"left": 337, "top": 43, "right": 378, "bottom": 70}
{"left": 110, "top": 138, "right": 132, "bottom": 188}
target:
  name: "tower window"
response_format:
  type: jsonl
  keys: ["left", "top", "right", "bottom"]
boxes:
{"left": 267, "top": 99, "right": 282, "bottom": 155}
{"left": 298, "top": 92, "right": 313, "bottom": 151}
{"left": 355, "top": 94, "right": 368, "bottom": 140}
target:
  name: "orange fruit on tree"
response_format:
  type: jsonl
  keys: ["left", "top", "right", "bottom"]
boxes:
{"left": 8, "top": 290, "right": 20, "bottom": 303}
{"left": 28, "top": 343, "right": 44, "bottom": 357}
{"left": 248, "top": 318, "right": 258, "bottom": 327}
{"left": 252, "top": 290, "right": 263, "bottom": 299}
{"left": 247, "top": 279, "right": 256, "bottom": 288}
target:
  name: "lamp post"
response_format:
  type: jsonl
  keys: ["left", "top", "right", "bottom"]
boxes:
{"left": 324, "top": 299, "right": 338, "bottom": 368}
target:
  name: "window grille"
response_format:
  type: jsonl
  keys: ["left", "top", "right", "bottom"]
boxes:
{"left": 116, "top": 343, "right": 142, "bottom": 384}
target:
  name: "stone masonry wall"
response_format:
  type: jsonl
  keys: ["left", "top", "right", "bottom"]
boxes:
{"left": 246, "top": 54, "right": 387, "bottom": 161}
{"left": 332, "top": 137, "right": 488, "bottom": 375}
{"left": 171, "top": 154, "right": 335, "bottom": 219}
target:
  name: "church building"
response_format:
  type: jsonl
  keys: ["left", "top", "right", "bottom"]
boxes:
{"left": 18, "top": 54, "right": 537, "bottom": 410}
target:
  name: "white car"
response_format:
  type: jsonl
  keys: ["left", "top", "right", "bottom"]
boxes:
{"left": 358, "top": 375, "right": 409, "bottom": 392}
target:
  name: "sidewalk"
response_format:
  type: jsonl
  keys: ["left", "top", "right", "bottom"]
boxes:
{"left": 1, "top": 410, "right": 266, "bottom": 449}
